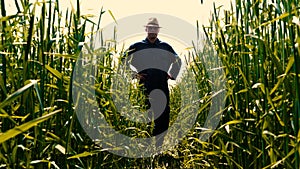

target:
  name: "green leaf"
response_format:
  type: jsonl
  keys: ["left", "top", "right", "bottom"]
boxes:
{"left": 67, "top": 150, "right": 105, "bottom": 159}
{"left": 33, "top": 82, "right": 44, "bottom": 112}
{"left": 45, "top": 65, "right": 63, "bottom": 80}
{"left": 237, "top": 88, "right": 248, "bottom": 94}
{"left": 0, "top": 80, "right": 37, "bottom": 109}
{"left": 256, "top": 7, "right": 299, "bottom": 29}
{"left": 108, "top": 10, "right": 117, "bottom": 24}
{"left": 0, "top": 14, "right": 17, "bottom": 22}
{"left": 0, "top": 109, "right": 62, "bottom": 144}
{"left": 271, "top": 56, "right": 294, "bottom": 95}
{"left": 0, "top": 73, "right": 7, "bottom": 97}
{"left": 219, "top": 120, "right": 243, "bottom": 129}
{"left": 284, "top": 56, "right": 295, "bottom": 75}
{"left": 43, "top": 52, "right": 77, "bottom": 60}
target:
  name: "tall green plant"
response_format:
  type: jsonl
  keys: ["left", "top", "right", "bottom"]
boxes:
{"left": 202, "top": 0, "right": 300, "bottom": 168}
{"left": 0, "top": 0, "right": 96, "bottom": 168}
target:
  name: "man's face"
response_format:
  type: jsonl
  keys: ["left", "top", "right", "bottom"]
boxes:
{"left": 146, "top": 26, "right": 160, "bottom": 42}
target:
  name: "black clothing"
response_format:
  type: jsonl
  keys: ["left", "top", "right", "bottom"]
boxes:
{"left": 127, "top": 38, "right": 181, "bottom": 143}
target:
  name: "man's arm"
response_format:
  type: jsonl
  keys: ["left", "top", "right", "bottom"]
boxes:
{"left": 168, "top": 55, "right": 181, "bottom": 80}
{"left": 164, "top": 43, "right": 181, "bottom": 80}
{"left": 122, "top": 44, "right": 147, "bottom": 80}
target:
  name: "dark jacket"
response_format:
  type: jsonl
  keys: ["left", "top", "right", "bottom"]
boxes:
{"left": 126, "top": 38, "right": 181, "bottom": 92}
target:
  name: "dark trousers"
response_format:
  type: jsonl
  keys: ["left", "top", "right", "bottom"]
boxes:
{"left": 152, "top": 104, "right": 170, "bottom": 148}
{"left": 142, "top": 85, "right": 170, "bottom": 148}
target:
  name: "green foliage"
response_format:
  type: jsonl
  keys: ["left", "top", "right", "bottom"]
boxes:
{"left": 199, "top": 0, "right": 300, "bottom": 168}
{"left": 0, "top": 0, "right": 299, "bottom": 168}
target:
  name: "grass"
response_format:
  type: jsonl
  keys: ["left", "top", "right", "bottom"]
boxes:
{"left": 0, "top": 0, "right": 299, "bottom": 168}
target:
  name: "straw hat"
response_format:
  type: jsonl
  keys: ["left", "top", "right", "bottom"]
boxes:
{"left": 144, "top": 17, "right": 162, "bottom": 28}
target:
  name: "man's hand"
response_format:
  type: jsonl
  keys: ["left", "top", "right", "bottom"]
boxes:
{"left": 135, "top": 73, "right": 147, "bottom": 81}
{"left": 167, "top": 74, "right": 175, "bottom": 80}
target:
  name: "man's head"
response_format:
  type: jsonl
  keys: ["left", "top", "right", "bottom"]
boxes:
{"left": 144, "top": 17, "right": 161, "bottom": 43}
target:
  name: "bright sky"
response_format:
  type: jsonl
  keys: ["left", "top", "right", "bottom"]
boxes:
{"left": 74, "top": 0, "right": 233, "bottom": 52}
{"left": 4, "top": 0, "right": 232, "bottom": 53}
{"left": 79, "top": 0, "right": 231, "bottom": 27}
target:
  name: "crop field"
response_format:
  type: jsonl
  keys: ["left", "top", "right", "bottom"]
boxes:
{"left": 0, "top": 0, "right": 299, "bottom": 168}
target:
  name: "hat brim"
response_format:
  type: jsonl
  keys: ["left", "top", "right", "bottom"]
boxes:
{"left": 144, "top": 24, "right": 162, "bottom": 28}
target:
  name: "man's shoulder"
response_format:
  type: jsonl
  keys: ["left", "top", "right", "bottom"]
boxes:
{"left": 158, "top": 41, "right": 172, "bottom": 48}
{"left": 129, "top": 40, "right": 147, "bottom": 48}
{"left": 158, "top": 40, "right": 170, "bottom": 45}
{"left": 157, "top": 40, "right": 176, "bottom": 54}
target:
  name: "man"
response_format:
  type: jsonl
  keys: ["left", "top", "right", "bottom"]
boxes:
{"left": 126, "top": 17, "right": 181, "bottom": 147}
